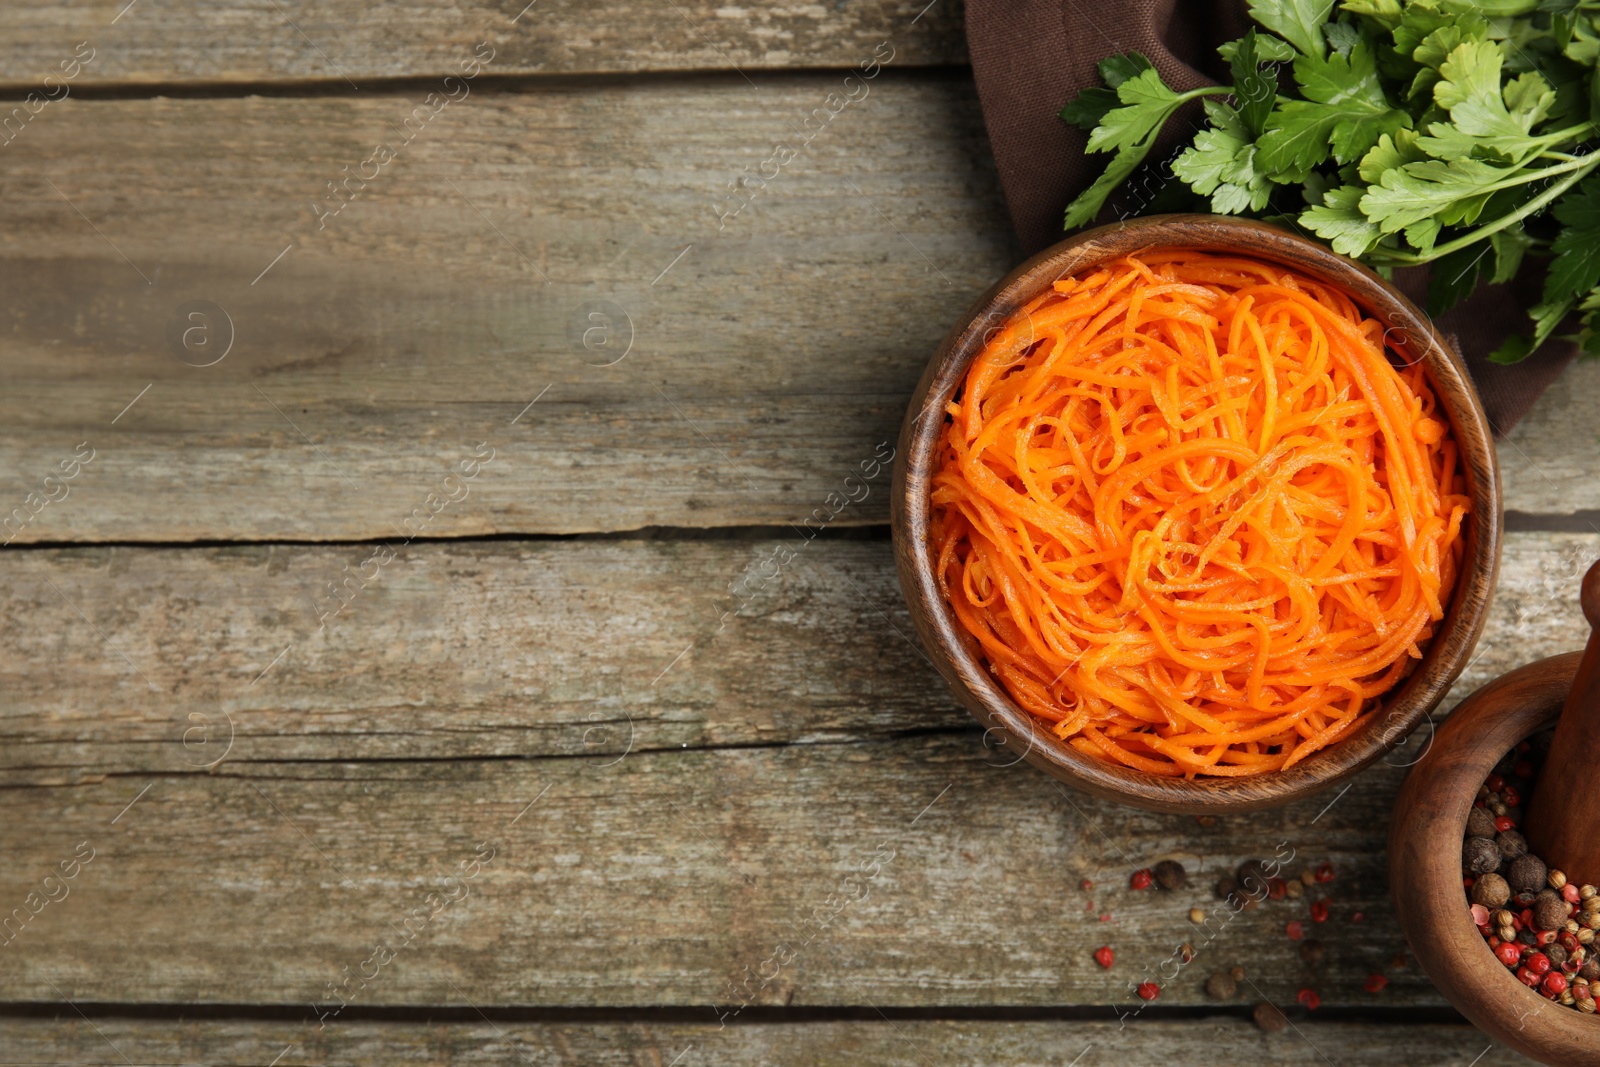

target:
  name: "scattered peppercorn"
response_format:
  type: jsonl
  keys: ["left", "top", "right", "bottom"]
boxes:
{"left": 1508, "top": 854, "right": 1549, "bottom": 896}
{"left": 1080, "top": 879, "right": 1093, "bottom": 891}
{"left": 1496, "top": 830, "right": 1528, "bottom": 860}
{"left": 1188, "top": 907, "right": 1206, "bottom": 924}
{"left": 1297, "top": 988, "right": 1320, "bottom": 1010}
{"left": 1285, "top": 920, "right": 1305, "bottom": 941}
{"left": 1130, "top": 868, "right": 1153, "bottom": 890}
{"left": 1152, "top": 860, "right": 1187, "bottom": 891}
{"left": 1464, "top": 837, "right": 1501, "bottom": 876}
{"left": 1364, "top": 973, "right": 1388, "bottom": 993}
{"left": 1195, "top": 815, "right": 1217, "bottom": 827}
{"left": 1466, "top": 807, "right": 1497, "bottom": 838}
{"left": 1471, "top": 873, "right": 1511, "bottom": 908}
{"left": 1535, "top": 890, "right": 1570, "bottom": 933}
{"left": 1205, "top": 971, "right": 1236, "bottom": 999}
{"left": 1391, "top": 952, "right": 1410, "bottom": 970}
{"left": 1309, "top": 899, "right": 1330, "bottom": 923}
{"left": 1285, "top": 879, "right": 1304, "bottom": 900}
{"left": 1253, "top": 1001, "right": 1288, "bottom": 1032}
{"left": 1268, "top": 877, "right": 1287, "bottom": 900}
{"left": 1136, "top": 981, "right": 1160, "bottom": 1001}
{"left": 1230, "top": 965, "right": 1246, "bottom": 982}
{"left": 1093, "top": 946, "right": 1114, "bottom": 969}
{"left": 1314, "top": 862, "right": 1335, "bottom": 883}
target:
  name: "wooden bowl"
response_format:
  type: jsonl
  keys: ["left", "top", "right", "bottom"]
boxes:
{"left": 1389, "top": 652, "right": 1598, "bottom": 1065}
{"left": 890, "top": 214, "right": 1501, "bottom": 813}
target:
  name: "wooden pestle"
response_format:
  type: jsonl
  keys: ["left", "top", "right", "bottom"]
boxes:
{"left": 1523, "top": 558, "right": 1600, "bottom": 887}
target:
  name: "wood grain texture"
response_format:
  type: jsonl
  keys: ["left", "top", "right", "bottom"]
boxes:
{"left": 1390, "top": 653, "right": 1599, "bottom": 1066}
{"left": 1501, "top": 357, "right": 1600, "bottom": 519}
{"left": 0, "top": 1017, "right": 1541, "bottom": 1066}
{"left": 0, "top": 533, "right": 1592, "bottom": 777}
{"left": 0, "top": 84, "right": 1591, "bottom": 542}
{"left": 0, "top": 532, "right": 1592, "bottom": 1008}
{"left": 0, "top": 78, "right": 1012, "bottom": 542}
{"left": 892, "top": 214, "right": 1499, "bottom": 814}
{"left": 0, "top": 0, "right": 966, "bottom": 88}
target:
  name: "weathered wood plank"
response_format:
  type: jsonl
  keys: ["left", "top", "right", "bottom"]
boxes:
{"left": 0, "top": 532, "right": 1591, "bottom": 1008}
{"left": 3, "top": 83, "right": 1584, "bottom": 543}
{"left": 0, "top": 78, "right": 1012, "bottom": 541}
{"left": 0, "top": 0, "right": 966, "bottom": 88}
{"left": 1500, "top": 356, "right": 1600, "bottom": 520}
{"left": 2, "top": 533, "right": 1593, "bottom": 774}
{"left": 0, "top": 1018, "right": 1539, "bottom": 1066}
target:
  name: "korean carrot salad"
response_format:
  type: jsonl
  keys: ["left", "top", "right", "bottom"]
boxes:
{"left": 930, "top": 249, "right": 1468, "bottom": 778}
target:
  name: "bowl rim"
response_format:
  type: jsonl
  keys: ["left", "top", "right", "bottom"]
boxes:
{"left": 890, "top": 213, "right": 1503, "bottom": 813}
{"left": 1389, "top": 651, "right": 1598, "bottom": 1064}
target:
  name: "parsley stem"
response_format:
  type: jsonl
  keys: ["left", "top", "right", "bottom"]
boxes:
{"left": 1372, "top": 152, "right": 1600, "bottom": 266}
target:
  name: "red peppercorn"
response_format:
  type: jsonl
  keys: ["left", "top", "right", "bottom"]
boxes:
{"left": 1495, "top": 816, "right": 1516, "bottom": 833}
{"left": 1464, "top": 877, "right": 1476, "bottom": 890}
{"left": 1518, "top": 966, "right": 1540, "bottom": 987}
{"left": 1268, "top": 877, "right": 1287, "bottom": 900}
{"left": 1502, "top": 787, "right": 1521, "bottom": 807}
{"left": 1364, "top": 974, "right": 1388, "bottom": 993}
{"left": 1471, "top": 904, "right": 1490, "bottom": 927}
{"left": 1487, "top": 774, "right": 1505, "bottom": 792}
{"left": 1560, "top": 932, "right": 1580, "bottom": 951}
{"left": 1130, "top": 869, "right": 1153, "bottom": 890}
{"left": 1297, "top": 988, "right": 1320, "bottom": 1010}
{"left": 1080, "top": 879, "right": 1093, "bottom": 891}
{"left": 1314, "top": 862, "right": 1335, "bottom": 883}
{"left": 1544, "top": 972, "right": 1569, "bottom": 996}
{"left": 1310, "top": 900, "right": 1330, "bottom": 923}
{"left": 1099, "top": 913, "right": 1112, "bottom": 923}
{"left": 1352, "top": 911, "right": 1365, "bottom": 923}
{"left": 1094, "top": 946, "right": 1114, "bottom": 969}
{"left": 1496, "top": 941, "right": 1523, "bottom": 967}
{"left": 1528, "top": 952, "right": 1552, "bottom": 976}
{"left": 1565, "top": 884, "right": 1583, "bottom": 904}
{"left": 1539, "top": 930, "right": 1558, "bottom": 946}
{"left": 1286, "top": 920, "right": 1305, "bottom": 941}
{"left": 1514, "top": 760, "right": 1533, "bottom": 778}
{"left": 1136, "top": 981, "right": 1159, "bottom": 1001}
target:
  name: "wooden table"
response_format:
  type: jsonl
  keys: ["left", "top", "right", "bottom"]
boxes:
{"left": 1, "top": 3, "right": 1595, "bottom": 1063}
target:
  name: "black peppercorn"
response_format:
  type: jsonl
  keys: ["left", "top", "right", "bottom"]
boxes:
{"left": 1547, "top": 944, "right": 1570, "bottom": 967}
{"left": 1298, "top": 938, "right": 1325, "bottom": 965}
{"left": 1519, "top": 928, "right": 1539, "bottom": 946}
{"left": 1236, "top": 859, "right": 1272, "bottom": 899}
{"left": 1205, "top": 971, "right": 1236, "bottom": 999}
{"left": 1496, "top": 830, "right": 1528, "bottom": 861}
{"left": 1581, "top": 961, "right": 1600, "bottom": 982}
{"left": 1466, "top": 808, "right": 1497, "bottom": 838}
{"left": 1153, "top": 860, "right": 1188, "bottom": 891}
{"left": 1471, "top": 873, "right": 1511, "bottom": 908}
{"left": 1508, "top": 853, "right": 1549, "bottom": 896}
{"left": 1535, "top": 889, "right": 1570, "bottom": 932}
{"left": 1464, "top": 836, "right": 1502, "bottom": 876}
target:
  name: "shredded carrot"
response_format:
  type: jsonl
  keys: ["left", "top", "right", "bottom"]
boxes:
{"left": 930, "top": 250, "right": 1468, "bottom": 778}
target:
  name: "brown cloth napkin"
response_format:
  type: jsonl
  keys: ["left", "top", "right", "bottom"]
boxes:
{"left": 964, "top": 0, "right": 1577, "bottom": 434}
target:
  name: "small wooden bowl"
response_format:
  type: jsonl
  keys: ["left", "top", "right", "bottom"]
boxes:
{"left": 1389, "top": 652, "right": 1598, "bottom": 1065}
{"left": 890, "top": 214, "right": 1501, "bottom": 813}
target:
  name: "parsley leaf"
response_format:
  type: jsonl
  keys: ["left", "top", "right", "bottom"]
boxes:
{"left": 1434, "top": 40, "right": 1554, "bottom": 140}
{"left": 1060, "top": 53, "right": 1156, "bottom": 130}
{"left": 1231, "top": 29, "right": 1286, "bottom": 136}
{"left": 1541, "top": 170, "right": 1600, "bottom": 307}
{"left": 1301, "top": 184, "right": 1384, "bottom": 256}
{"left": 1256, "top": 39, "right": 1412, "bottom": 176}
{"left": 1247, "top": 0, "right": 1336, "bottom": 59}
{"left": 1173, "top": 100, "right": 1275, "bottom": 213}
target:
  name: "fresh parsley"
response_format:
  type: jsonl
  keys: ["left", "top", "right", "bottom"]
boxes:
{"left": 1060, "top": 0, "right": 1600, "bottom": 362}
